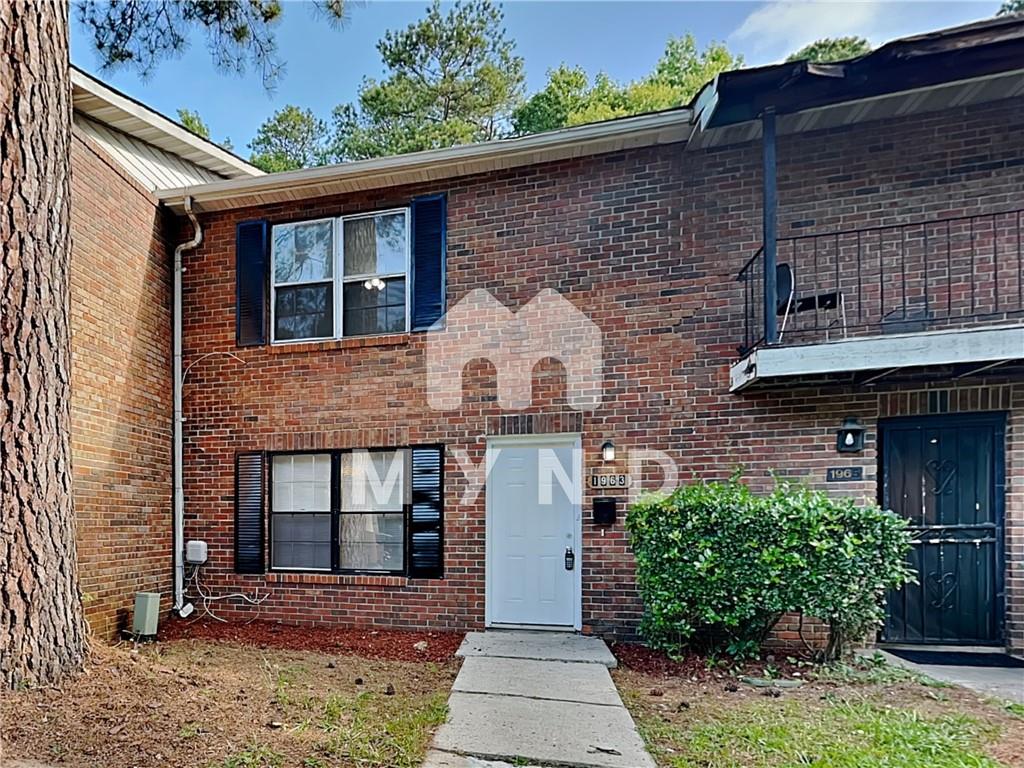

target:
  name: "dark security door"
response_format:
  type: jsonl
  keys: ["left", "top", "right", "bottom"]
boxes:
{"left": 881, "top": 414, "right": 1004, "bottom": 645}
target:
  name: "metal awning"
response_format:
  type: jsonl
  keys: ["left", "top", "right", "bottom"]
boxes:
{"left": 690, "top": 16, "right": 1024, "bottom": 149}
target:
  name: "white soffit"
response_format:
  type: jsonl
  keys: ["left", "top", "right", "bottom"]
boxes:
{"left": 74, "top": 115, "right": 226, "bottom": 191}
{"left": 71, "top": 66, "right": 262, "bottom": 180}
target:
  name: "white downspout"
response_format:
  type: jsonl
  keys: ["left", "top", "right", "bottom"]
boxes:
{"left": 173, "top": 196, "right": 202, "bottom": 616}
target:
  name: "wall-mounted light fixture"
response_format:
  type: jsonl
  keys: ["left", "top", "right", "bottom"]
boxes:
{"left": 836, "top": 417, "right": 866, "bottom": 453}
{"left": 601, "top": 440, "right": 616, "bottom": 462}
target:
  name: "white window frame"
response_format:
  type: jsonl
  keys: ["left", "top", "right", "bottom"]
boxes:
{"left": 268, "top": 448, "right": 412, "bottom": 575}
{"left": 270, "top": 207, "right": 411, "bottom": 345}
{"left": 269, "top": 453, "right": 334, "bottom": 573}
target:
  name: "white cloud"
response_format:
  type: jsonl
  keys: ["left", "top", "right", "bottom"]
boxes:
{"left": 731, "top": 1, "right": 887, "bottom": 60}
{"left": 729, "top": 1, "right": 998, "bottom": 65}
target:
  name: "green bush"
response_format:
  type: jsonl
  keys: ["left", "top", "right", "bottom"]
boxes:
{"left": 626, "top": 479, "right": 914, "bottom": 660}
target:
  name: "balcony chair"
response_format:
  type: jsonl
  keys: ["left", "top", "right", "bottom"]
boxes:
{"left": 776, "top": 262, "right": 847, "bottom": 342}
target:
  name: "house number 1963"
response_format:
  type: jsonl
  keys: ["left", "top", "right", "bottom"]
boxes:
{"left": 590, "top": 474, "right": 629, "bottom": 488}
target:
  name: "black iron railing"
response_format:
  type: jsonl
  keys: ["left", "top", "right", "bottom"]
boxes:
{"left": 737, "top": 209, "right": 1024, "bottom": 355}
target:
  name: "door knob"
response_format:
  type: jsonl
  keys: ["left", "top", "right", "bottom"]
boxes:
{"left": 564, "top": 547, "right": 575, "bottom": 571}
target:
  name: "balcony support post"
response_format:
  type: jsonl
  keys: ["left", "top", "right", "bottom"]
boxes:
{"left": 762, "top": 107, "right": 778, "bottom": 345}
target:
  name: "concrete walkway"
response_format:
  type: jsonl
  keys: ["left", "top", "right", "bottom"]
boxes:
{"left": 423, "top": 631, "right": 655, "bottom": 768}
{"left": 875, "top": 649, "right": 1024, "bottom": 703}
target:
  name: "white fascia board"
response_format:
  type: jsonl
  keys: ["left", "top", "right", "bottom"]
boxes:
{"left": 155, "top": 109, "right": 692, "bottom": 212}
{"left": 730, "top": 324, "right": 1024, "bottom": 392}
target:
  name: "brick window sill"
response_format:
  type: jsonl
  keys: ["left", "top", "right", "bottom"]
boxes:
{"left": 266, "top": 572, "right": 408, "bottom": 588}
{"left": 268, "top": 333, "right": 410, "bottom": 355}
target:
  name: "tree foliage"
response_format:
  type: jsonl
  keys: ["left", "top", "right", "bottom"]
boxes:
{"left": 626, "top": 479, "right": 913, "bottom": 660}
{"left": 998, "top": 0, "right": 1024, "bottom": 14}
{"left": 787, "top": 36, "right": 872, "bottom": 63}
{"left": 331, "top": 0, "right": 525, "bottom": 160}
{"left": 177, "top": 107, "right": 210, "bottom": 138}
{"left": 177, "top": 108, "right": 234, "bottom": 151}
{"left": 513, "top": 34, "right": 739, "bottom": 135}
{"left": 75, "top": 0, "right": 350, "bottom": 88}
{"left": 248, "top": 105, "right": 329, "bottom": 172}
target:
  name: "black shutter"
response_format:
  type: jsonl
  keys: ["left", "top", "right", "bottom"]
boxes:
{"left": 410, "top": 195, "right": 446, "bottom": 331}
{"left": 409, "top": 445, "right": 444, "bottom": 578}
{"left": 236, "top": 219, "right": 268, "bottom": 346}
{"left": 235, "top": 452, "right": 265, "bottom": 574}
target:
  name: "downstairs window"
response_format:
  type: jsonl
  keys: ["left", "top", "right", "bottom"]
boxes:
{"left": 269, "top": 448, "right": 416, "bottom": 574}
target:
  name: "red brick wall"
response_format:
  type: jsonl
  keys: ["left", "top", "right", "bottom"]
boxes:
{"left": 178, "top": 97, "right": 1024, "bottom": 650}
{"left": 69, "top": 129, "right": 173, "bottom": 639}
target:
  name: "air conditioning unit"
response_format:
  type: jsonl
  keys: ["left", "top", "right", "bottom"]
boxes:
{"left": 133, "top": 592, "right": 161, "bottom": 636}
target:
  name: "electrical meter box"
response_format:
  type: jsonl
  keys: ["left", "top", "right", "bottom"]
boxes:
{"left": 186, "top": 539, "right": 208, "bottom": 564}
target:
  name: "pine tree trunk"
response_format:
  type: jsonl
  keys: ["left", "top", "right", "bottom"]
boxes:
{"left": 0, "top": 0, "right": 86, "bottom": 688}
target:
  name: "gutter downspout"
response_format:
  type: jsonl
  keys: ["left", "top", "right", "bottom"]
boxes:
{"left": 173, "top": 196, "right": 202, "bottom": 616}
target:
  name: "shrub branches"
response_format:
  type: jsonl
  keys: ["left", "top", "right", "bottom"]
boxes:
{"left": 626, "top": 479, "right": 914, "bottom": 660}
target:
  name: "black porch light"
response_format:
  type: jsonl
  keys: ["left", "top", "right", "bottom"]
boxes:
{"left": 836, "top": 417, "right": 866, "bottom": 453}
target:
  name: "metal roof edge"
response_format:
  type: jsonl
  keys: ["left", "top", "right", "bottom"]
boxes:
{"left": 155, "top": 108, "right": 692, "bottom": 212}
{"left": 70, "top": 66, "right": 264, "bottom": 179}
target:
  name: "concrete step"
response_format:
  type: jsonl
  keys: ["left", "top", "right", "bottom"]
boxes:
{"left": 456, "top": 631, "right": 617, "bottom": 667}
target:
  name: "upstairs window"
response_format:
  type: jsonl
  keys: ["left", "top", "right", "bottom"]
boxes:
{"left": 271, "top": 209, "right": 409, "bottom": 343}
{"left": 272, "top": 219, "right": 335, "bottom": 342}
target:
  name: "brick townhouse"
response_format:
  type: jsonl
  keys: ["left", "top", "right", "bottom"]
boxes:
{"left": 67, "top": 68, "right": 261, "bottom": 637}
{"left": 67, "top": 18, "right": 1024, "bottom": 653}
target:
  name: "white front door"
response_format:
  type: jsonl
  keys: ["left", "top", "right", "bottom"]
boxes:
{"left": 486, "top": 435, "right": 581, "bottom": 629}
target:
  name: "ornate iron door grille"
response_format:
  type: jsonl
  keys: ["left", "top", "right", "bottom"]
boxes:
{"left": 880, "top": 413, "right": 1005, "bottom": 645}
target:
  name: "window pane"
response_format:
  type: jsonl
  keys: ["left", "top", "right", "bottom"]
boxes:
{"left": 339, "top": 513, "right": 404, "bottom": 572}
{"left": 341, "top": 450, "right": 407, "bottom": 512}
{"left": 272, "top": 454, "right": 331, "bottom": 512}
{"left": 342, "top": 277, "right": 406, "bottom": 336}
{"left": 343, "top": 212, "right": 406, "bottom": 276}
{"left": 274, "top": 220, "right": 334, "bottom": 284}
{"left": 272, "top": 513, "right": 331, "bottom": 569}
{"left": 275, "top": 283, "right": 334, "bottom": 341}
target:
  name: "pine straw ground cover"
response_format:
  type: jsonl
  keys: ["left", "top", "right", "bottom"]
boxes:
{"left": 0, "top": 626, "right": 462, "bottom": 768}
{"left": 610, "top": 647, "right": 1024, "bottom": 768}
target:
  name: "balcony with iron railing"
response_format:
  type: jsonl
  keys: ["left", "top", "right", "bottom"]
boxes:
{"left": 731, "top": 209, "right": 1024, "bottom": 390}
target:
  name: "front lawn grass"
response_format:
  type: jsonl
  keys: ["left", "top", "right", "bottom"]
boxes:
{"left": 615, "top": 658, "right": 1023, "bottom": 768}
{"left": 0, "top": 638, "right": 456, "bottom": 768}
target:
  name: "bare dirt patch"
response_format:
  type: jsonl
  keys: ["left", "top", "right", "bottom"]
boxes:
{"left": 1, "top": 635, "right": 460, "bottom": 768}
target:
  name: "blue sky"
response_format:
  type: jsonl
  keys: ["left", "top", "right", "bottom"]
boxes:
{"left": 70, "top": 1, "right": 1001, "bottom": 154}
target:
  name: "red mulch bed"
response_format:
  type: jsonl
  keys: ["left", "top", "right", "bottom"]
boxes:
{"left": 159, "top": 618, "right": 464, "bottom": 662}
{"left": 610, "top": 641, "right": 806, "bottom": 679}
{"left": 610, "top": 642, "right": 711, "bottom": 677}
